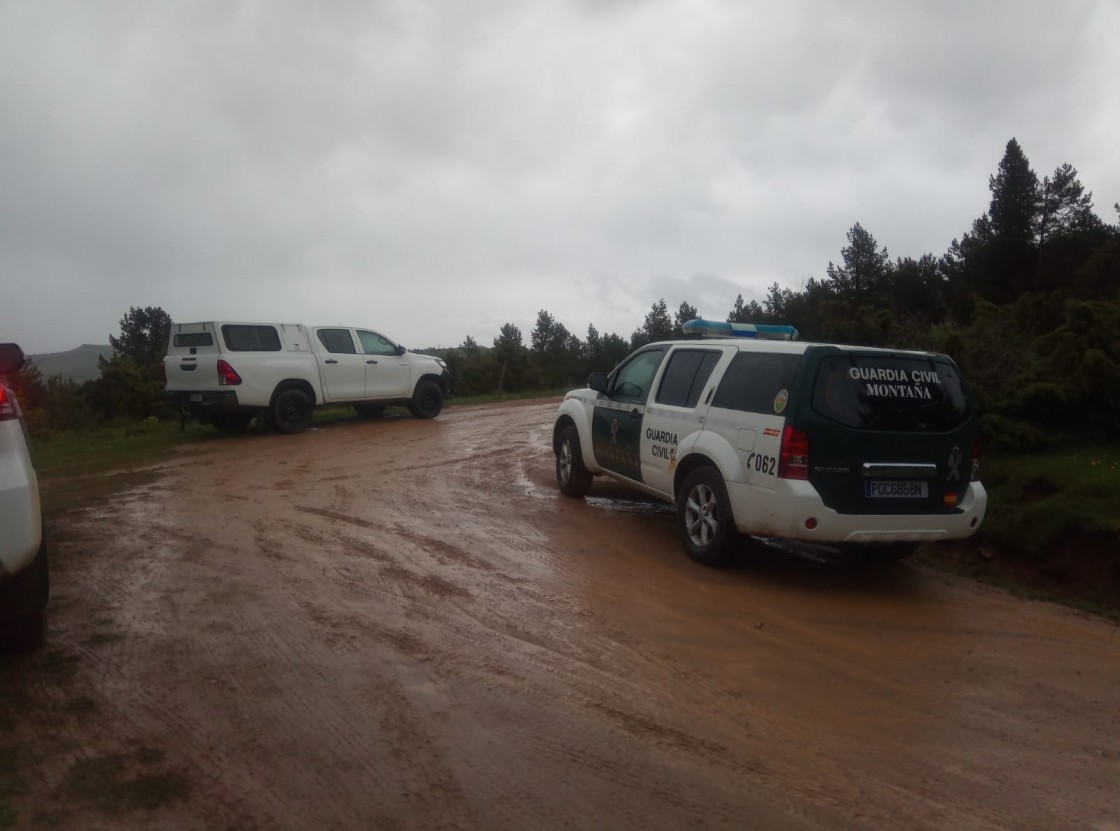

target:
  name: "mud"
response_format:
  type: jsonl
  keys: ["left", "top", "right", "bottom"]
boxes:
{"left": 2, "top": 401, "right": 1118, "bottom": 829}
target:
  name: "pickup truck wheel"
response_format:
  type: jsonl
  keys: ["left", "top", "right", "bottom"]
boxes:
{"left": 210, "top": 411, "right": 254, "bottom": 433}
{"left": 677, "top": 467, "right": 737, "bottom": 567}
{"left": 273, "top": 389, "right": 312, "bottom": 434}
{"left": 555, "top": 425, "right": 592, "bottom": 497}
{"left": 408, "top": 381, "right": 443, "bottom": 419}
{"left": 354, "top": 404, "right": 385, "bottom": 419}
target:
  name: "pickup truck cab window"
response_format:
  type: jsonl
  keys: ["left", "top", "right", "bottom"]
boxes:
{"left": 357, "top": 330, "right": 399, "bottom": 357}
{"left": 317, "top": 329, "right": 358, "bottom": 354}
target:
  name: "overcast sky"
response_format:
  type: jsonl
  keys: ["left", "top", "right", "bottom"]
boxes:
{"left": 2, "top": 0, "right": 1117, "bottom": 355}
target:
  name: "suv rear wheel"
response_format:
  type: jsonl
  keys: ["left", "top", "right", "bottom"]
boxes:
{"left": 677, "top": 467, "right": 737, "bottom": 567}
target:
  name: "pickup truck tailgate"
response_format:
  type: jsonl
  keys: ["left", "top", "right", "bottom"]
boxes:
{"left": 165, "top": 323, "right": 221, "bottom": 390}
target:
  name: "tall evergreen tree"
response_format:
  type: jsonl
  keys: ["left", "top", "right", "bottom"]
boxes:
{"left": 673, "top": 301, "right": 699, "bottom": 336}
{"left": 631, "top": 299, "right": 674, "bottom": 349}
{"left": 825, "top": 223, "right": 890, "bottom": 300}
{"left": 726, "top": 294, "right": 763, "bottom": 323}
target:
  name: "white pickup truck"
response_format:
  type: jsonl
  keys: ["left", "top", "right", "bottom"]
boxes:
{"left": 162, "top": 322, "right": 450, "bottom": 434}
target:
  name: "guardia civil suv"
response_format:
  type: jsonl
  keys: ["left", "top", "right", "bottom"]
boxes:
{"left": 0, "top": 343, "right": 47, "bottom": 644}
{"left": 552, "top": 320, "right": 986, "bottom": 566}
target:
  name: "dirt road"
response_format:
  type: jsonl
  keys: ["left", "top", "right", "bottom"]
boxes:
{"left": 2, "top": 401, "right": 1118, "bottom": 829}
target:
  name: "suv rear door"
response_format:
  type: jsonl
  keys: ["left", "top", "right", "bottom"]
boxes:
{"left": 793, "top": 346, "right": 977, "bottom": 515}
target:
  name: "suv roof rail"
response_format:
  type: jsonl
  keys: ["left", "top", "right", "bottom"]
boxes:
{"left": 681, "top": 319, "right": 799, "bottom": 341}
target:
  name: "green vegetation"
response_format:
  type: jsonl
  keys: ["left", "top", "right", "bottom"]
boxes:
{"left": 30, "top": 419, "right": 212, "bottom": 479}
{"left": 978, "top": 442, "right": 1120, "bottom": 556}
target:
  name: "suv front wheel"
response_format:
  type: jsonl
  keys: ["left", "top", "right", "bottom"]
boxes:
{"left": 677, "top": 467, "right": 737, "bottom": 567}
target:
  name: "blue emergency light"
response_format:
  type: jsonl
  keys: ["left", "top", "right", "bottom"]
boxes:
{"left": 681, "top": 318, "right": 799, "bottom": 341}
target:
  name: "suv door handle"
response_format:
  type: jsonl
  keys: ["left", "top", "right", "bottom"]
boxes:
{"left": 366, "top": 360, "right": 378, "bottom": 365}
{"left": 324, "top": 359, "right": 338, "bottom": 364}
{"left": 630, "top": 408, "right": 641, "bottom": 419}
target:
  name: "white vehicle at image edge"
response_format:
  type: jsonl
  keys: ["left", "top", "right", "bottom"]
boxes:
{"left": 162, "top": 322, "right": 450, "bottom": 434}
{"left": 0, "top": 343, "right": 48, "bottom": 646}
{"left": 552, "top": 322, "right": 987, "bottom": 567}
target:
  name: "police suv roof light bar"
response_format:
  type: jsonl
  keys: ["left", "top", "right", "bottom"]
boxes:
{"left": 681, "top": 318, "right": 799, "bottom": 341}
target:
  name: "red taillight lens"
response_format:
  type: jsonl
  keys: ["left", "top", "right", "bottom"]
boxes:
{"left": 217, "top": 359, "right": 242, "bottom": 386}
{"left": 971, "top": 434, "right": 981, "bottom": 481}
{"left": 0, "top": 385, "right": 14, "bottom": 421}
{"left": 778, "top": 425, "right": 810, "bottom": 480}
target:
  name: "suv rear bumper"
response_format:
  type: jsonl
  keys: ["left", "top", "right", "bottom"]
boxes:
{"left": 727, "top": 479, "right": 987, "bottom": 543}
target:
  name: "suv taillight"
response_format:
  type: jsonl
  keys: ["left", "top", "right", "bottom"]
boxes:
{"left": 778, "top": 425, "right": 810, "bottom": 480}
{"left": 217, "top": 359, "right": 242, "bottom": 386}
{"left": 0, "top": 385, "right": 14, "bottom": 421}
{"left": 971, "top": 434, "right": 981, "bottom": 481}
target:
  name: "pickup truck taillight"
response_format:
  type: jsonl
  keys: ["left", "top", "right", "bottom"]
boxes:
{"left": 0, "top": 385, "right": 15, "bottom": 420}
{"left": 217, "top": 360, "right": 242, "bottom": 386}
{"left": 778, "top": 425, "right": 810, "bottom": 479}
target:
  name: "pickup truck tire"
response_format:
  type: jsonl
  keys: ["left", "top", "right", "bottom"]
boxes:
{"left": 354, "top": 404, "right": 386, "bottom": 419}
{"left": 677, "top": 467, "right": 737, "bottom": 567}
{"left": 555, "top": 425, "right": 592, "bottom": 497}
{"left": 273, "top": 389, "right": 313, "bottom": 434}
{"left": 210, "top": 411, "right": 254, "bottom": 433}
{"left": 407, "top": 381, "right": 443, "bottom": 420}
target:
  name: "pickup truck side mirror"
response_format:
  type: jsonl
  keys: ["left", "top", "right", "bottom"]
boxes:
{"left": 397, "top": 345, "right": 407, "bottom": 356}
{"left": 588, "top": 372, "right": 609, "bottom": 393}
{"left": 0, "top": 343, "right": 26, "bottom": 376}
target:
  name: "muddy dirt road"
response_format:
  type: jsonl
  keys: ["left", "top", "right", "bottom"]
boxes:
{"left": 2, "top": 401, "right": 1119, "bottom": 829}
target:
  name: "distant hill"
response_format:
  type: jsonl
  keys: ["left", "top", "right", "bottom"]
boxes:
{"left": 28, "top": 344, "right": 112, "bottom": 384}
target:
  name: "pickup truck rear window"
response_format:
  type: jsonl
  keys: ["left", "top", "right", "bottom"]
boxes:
{"left": 173, "top": 333, "right": 213, "bottom": 348}
{"left": 221, "top": 325, "right": 282, "bottom": 352}
{"left": 812, "top": 354, "right": 970, "bottom": 431}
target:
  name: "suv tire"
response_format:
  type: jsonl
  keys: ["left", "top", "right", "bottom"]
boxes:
{"left": 556, "top": 425, "right": 592, "bottom": 497}
{"left": 677, "top": 466, "right": 737, "bottom": 567}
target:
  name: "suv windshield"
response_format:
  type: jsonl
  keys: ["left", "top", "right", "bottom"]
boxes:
{"left": 812, "top": 353, "right": 970, "bottom": 432}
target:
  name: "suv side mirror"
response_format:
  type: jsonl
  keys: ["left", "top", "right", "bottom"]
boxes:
{"left": 0, "top": 343, "right": 26, "bottom": 376}
{"left": 588, "top": 372, "right": 609, "bottom": 393}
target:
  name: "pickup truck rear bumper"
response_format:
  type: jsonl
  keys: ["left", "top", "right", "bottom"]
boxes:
{"left": 162, "top": 390, "right": 240, "bottom": 413}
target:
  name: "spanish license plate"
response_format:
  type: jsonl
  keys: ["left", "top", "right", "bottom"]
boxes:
{"left": 865, "top": 480, "right": 927, "bottom": 498}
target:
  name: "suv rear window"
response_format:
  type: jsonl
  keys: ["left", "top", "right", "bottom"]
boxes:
{"left": 712, "top": 352, "right": 801, "bottom": 415}
{"left": 221, "top": 325, "right": 281, "bottom": 352}
{"left": 812, "top": 354, "right": 970, "bottom": 431}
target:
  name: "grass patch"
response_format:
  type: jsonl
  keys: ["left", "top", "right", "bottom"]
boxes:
{"left": 446, "top": 389, "right": 567, "bottom": 406}
{"left": 29, "top": 419, "right": 212, "bottom": 479}
{"left": 978, "top": 442, "right": 1120, "bottom": 555}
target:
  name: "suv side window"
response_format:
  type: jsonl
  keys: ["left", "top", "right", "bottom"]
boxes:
{"left": 221, "top": 325, "right": 282, "bottom": 352}
{"left": 655, "top": 349, "right": 721, "bottom": 408}
{"left": 712, "top": 352, "right": 801, "bottom": 415}
{"left": 611, "top": 349, "right": 666, "bottom": 403}
{"left": 317, "top": 328, "right": 357, "bottom": 354}
{"left": 356, "top": 330, "right": 399, "bottom": 356}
